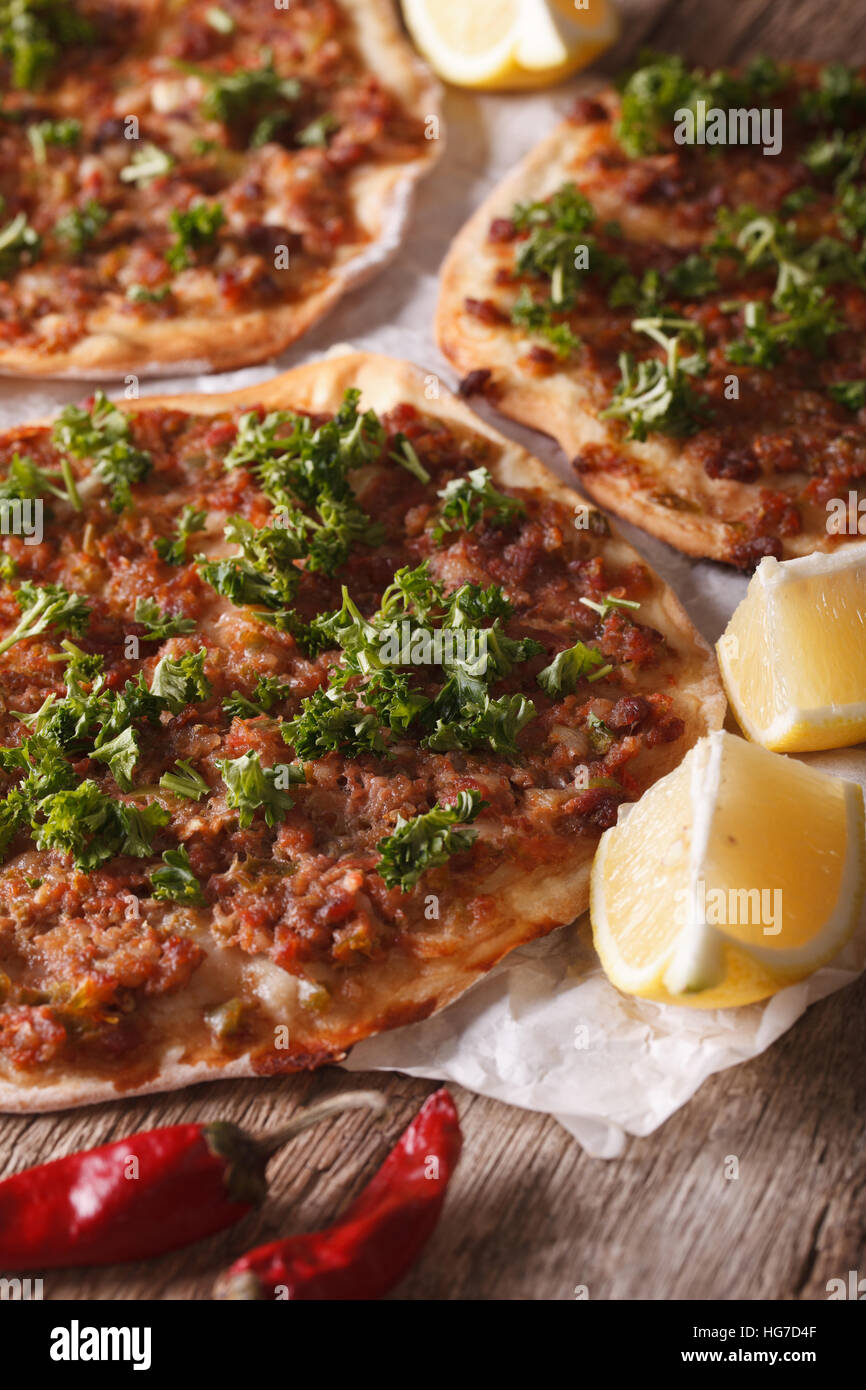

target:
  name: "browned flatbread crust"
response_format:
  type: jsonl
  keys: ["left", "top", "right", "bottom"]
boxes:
{"left": 0, "top": 0, "right": 441, "bottom": 378}
{"left": 434, "top": 91, "right": 865, "bottom": 565}
{"left": 0, "top": 350, "right": 724, "bottom": 1111}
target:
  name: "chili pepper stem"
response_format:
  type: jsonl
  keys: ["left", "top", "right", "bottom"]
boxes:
{"left": 253, "top": 1090, "right": 387, "bottom": 1161}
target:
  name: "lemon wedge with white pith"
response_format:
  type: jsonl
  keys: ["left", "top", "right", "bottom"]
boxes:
{"left": 718, "top": 543, "right": 866, "bottom": 753}
{"left": 590, "top": 731, "right": 865, "bottom": 1009}
{"left": 401, "top": 0, "right": 619, "bottom": 91}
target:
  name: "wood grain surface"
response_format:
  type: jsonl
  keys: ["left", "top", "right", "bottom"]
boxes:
{"left": 2, "top": 0, "right": 865, "bottom": 1303}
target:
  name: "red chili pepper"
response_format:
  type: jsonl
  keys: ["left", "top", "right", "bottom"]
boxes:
{"left": 0, "top": 1090, "right": 384, "bottom": 1270}
{"left": 215, "top": 1086, "right": 462, "bottom": 1300}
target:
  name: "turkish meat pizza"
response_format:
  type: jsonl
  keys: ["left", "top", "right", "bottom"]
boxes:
{"left": 0, "top": 0, "right": 439, "bottom": 376}
{"left": 436, "top": 56, "right": 866, "bottom": 567}
{"left": 0, "top": 350, "right": 723, "bottom": 1111}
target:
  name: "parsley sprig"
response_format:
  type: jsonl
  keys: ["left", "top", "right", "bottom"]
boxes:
{"left": 150, "top": 846, "right": 205, "bottom": 904}
{"left": 134, "top": 598, "right": 197, "bottom": 641}
{"left": 52, "top": 391, "right": 151, "bottom": 513}
{"left": 154, "top": 505, "right": 207, "bottom": 565}
{"left": 433, "top": 467, "right": 525, "bottom": 543}
{"left": 217, "top": 750, "right": 303, "bottom": 828}
{"left": 159, "top": 759, "right": 209, "bottom": 801}
{"left": 0, "top": 0, "right": 93, "bottom": 90}
{"left": 716, "top": 212, "right": 844, "bottom": 365}
{"left": 26, "top": 116, "right": 80, "bottom": 163}
{"left": 0, "top": 210, "right": 40, "bottom": 276}
{"left": 0, "top": 451, "right": 81, "bottom": 509}
{"left": 199, "top": 56, "right": 302, "bottom": 148}
{"left": 0, "top": 581, "right": 89, "bottom": 656}
{"left": 601, "top": 316, "right": 710, "bottom": 441}
{"left": 537, "top": 640, "right": 606, "bottom": 697}
{"left": 284, "top": 563, "right": 543, "bottom": 761}
{"left": 200, "top": 391, "right": 389, "bottom": 637}
{"left": 615, "top": 52, "right": 789, "bottom": 158}
{"left": 166, "top": 202, "right": 225, "bottom": 270}
{"left": 376, "top": 789, "right": 488, "bottom": 892}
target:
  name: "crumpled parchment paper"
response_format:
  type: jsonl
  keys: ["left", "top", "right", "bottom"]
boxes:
{"left": 2, "top": 71, "right": 863, "bottom": 1155}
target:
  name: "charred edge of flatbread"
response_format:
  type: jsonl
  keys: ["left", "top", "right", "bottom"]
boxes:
{"left": 0, "top": 0, "right": 442, "bottom": 379}
{"left": 0, "top": 350, "right": 725, "bottom": 1111}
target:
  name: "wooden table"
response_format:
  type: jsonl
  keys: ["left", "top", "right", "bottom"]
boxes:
{"left": 3, "top": 0, "right": 865, "bottom": 1302}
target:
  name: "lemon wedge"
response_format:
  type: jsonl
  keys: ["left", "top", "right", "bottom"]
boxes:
{"left": 590, "top": 730, "right": 865, "bottom": 1008}
{"left": 401, "top": 0, "right": 620, "bottom": 91}
{"left": 718, "top": 543, "right": 866, "bottom": 752}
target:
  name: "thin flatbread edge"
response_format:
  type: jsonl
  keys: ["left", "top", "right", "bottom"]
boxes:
{"left": 0, "top": 349, "right": 725, "bottom": 1111}
{"left": 434, "top": 108, "right": 845, "bottom": 564}
{"left": 0, "top": 0, "right": 442, "bottom": 379}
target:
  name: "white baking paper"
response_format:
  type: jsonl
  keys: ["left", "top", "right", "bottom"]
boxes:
{"left": 2, "top": 67, "right": 863, "bottom": 1156}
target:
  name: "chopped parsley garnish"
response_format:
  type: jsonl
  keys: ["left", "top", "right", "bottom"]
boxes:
{"left": 0, "top": 631, "right": 216, "bottom": 870}
{"left": 55, "top": 198, "right": 109, "bottom": 253}
{"left": 165, "top": 201, "right": 225, "bottom": 271}
{"left": 198, "top": 514, "right": 306, "bottom": 611}
{"left": 223, "top": 675, "right": 292, "bottom": 719}
{"left": 829, "top": 380, "right": 866, "bottom": 411}
{"left": 601, "top": 316, "right": 710, "bottom": 441}
{"left": 224, "top": 389, "right": 385, "bottom": 503}
{"left": 217, "top": 750, "right": 303, "bottom": 828}
{"left": 616, "top": 52, "right": 789, "bottom": 158}
{"left": 133, "top": 598, "right": 197, "bottom": 641}
{"left": 149, "top": 649, "right": 211, "bottom": 711}
{"left": 839, "top": 184, "right": 866, "bottom": 243}
{"left": 159, "top": 759, "right": 209, "bottom": 801}
{"left": 297, "top": 112, "right": 339, "bottom": 148}
{"left": 12, "top": 642, "right": 212, "bottom": 799}
{"left": 580, "top": 594, "right": 641, "bottom": 619}
{"left": 0, "top": 581, "right": 89, "bottom": 656}
{"left": 200, "top": 57, "right": 302, "bottom": 148}
{"left": 88, "top": 725, "right": 139, "bottom": 790}
{"left": 433, "top": 467, "right": 525, "bottom": 543}
{"left": 510, "top": 288, "right": 581, "bottom": 357}
{"left": 127, "top": 282, "right": 172, "bottom": 305}
{"left": 376, "top": 789, "right": 487, "bottom": 892}
{"left": 537, "top": 640, "right": 605, "bottom": 697}
{"left": 711, "top": 209, "right": 850, "bottom": 364}
{"left": 52, "top": 391, "right": 151, "bottom": 512}
{"left": 389, "top": 433, "right": 430, "bottom": 484}
{"left": 512, "top": 182, "right": 595, "bottom": 301}
{"left": 120, "top": 143, "right": 175, "bottom": 185}
{"left": 282, "top": 684, "right": 387, "bottom": 760}
{"left": 201, "top": 392, "right": 388, "bottom": 633}
{"left": 285, "top": 564, "right": 542, "bottom": 761}
{"left": 154, "top": 505, "right": 207, "bottom": 565}
{"left": 0, "top": 451, "right": 80, "bottom": 509}
{"left": 505, "top": 183, "right": 597, "bottom": 350}
{"left": 803, "top": 130, "right": 866, "bottom": 183}
{"left": 150, "top": 846, "right": 205, "bottom": 905}
{"left": 32, "top": 783, "right": 168, "bottom": 871}
{"left": 780, "top": 187, "right": 820, "bottom": 217}
{"left": 664, "top": 254, "right": 720, "bottom": 300}
{"left": 26, "top": 116, "right": 80, "bottom": 163}
{"left": 0, "top": 210, "right": 40, "bottom": 276}
{"left": 797, "top": 63, "right": 866, "bottom": 126}
{"left": 423, "top": 691, "right": 536, "bottom": 759}
{"left": 0, "top": 0, "right": 93, "bottom": 90}
{"left": 726, "top": 284, "right": 841, "bottom": 367}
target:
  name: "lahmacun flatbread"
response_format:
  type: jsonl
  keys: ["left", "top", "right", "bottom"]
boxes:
{"left": 0, "top": 350, "right": 723, "bottom": 1112}
{"left": 436, "top": 57, "right": 866, "bottom": 567}
{"left": 0, "top": 0, "right": 439, "bottom": 377}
